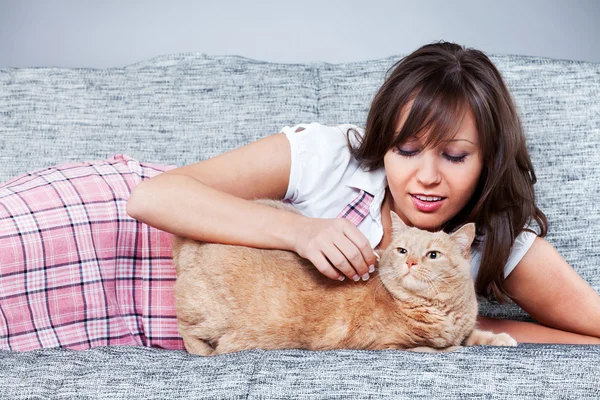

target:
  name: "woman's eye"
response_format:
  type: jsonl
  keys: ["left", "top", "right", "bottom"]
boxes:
{"left": 396, "top": 146, "right": 467, "bottom": 163}
{"left": 427, "top": 251, "right": 441, "bottom": 259}
{"left": 397, "top": 248, "right": 407, "bottom": 254}
{"left": 443, "top": 153, "right": 467, "bottom": 163}
{"left": 395, "top": 147, "right": 419, "bottom": 157}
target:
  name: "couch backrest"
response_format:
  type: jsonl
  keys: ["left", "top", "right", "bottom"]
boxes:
{"left": 1, "top": 53, "right": 599, "bottom": 301}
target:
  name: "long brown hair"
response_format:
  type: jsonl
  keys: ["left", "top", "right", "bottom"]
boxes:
{"left": 347, "top": 41, "right": 548, "bottom": 303}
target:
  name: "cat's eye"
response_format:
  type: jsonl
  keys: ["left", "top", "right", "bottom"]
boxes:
{"left": 427, "top": 251, "right": 441, "bottom": 259}
{"left": 397, "top": 248, "right": 407, "bottom": 254}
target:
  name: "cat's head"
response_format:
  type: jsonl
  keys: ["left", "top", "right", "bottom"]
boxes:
{"left": 378, "top": 211, "right": 475, "bottom": 301}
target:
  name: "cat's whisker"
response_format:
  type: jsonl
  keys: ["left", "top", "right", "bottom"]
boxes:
{"left": 430, "top": 276, "right": 441, "bottom": 297}
{"left": 368, "top": 270, "right": 392, "bottom": 298}
{"left": 372, "top": 280, "right": 388, "bottom": 303}
{"left": 434, "top": 275, "right": 450, "bottom": 286}
{"left": 369, "top": 269, "right": 401, "bottom": 302}
{"left": 423, "top": 275, "right": 440, "bottom": 299}
{"left": 420, "top": 274, "right": 432, "bottom": 297}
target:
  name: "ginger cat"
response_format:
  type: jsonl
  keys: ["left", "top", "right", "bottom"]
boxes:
{"left": 172, "top": 199, "right": 517, "bottom": 355}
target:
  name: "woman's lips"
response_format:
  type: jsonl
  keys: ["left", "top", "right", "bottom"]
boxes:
{"left": 410, "top": 194, "right": 445, "bottom": 212}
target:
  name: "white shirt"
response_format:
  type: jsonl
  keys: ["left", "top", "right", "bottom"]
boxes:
{"left": 282, "top": 122, "right": 537, "bottom": 280}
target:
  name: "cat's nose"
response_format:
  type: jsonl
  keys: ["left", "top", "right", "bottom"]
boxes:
{"left": 406, "top": 260, "right": 417, "bottom": 269}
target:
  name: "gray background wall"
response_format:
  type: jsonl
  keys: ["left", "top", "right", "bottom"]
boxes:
{"left": 0, "top": 0, "right": 599, "bottom": 68}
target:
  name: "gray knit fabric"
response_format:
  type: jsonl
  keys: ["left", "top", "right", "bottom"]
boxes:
{"left": 1, "top": 345, "right": 600, "bottom": 399}
{"left": 1, "top": 53, "right": 600, "bottom": 398}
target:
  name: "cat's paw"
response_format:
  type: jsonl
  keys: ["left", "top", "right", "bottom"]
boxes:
{"left": 487, "top": 332, "right": 517, "bottom": 347}
{"left": 464, "top": 329, "right": 518, "bottom": 347}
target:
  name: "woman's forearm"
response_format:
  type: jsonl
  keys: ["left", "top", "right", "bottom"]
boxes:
{"left": 477, "top": 316, "right": 600, "bottom": 344}
{"left": 126, "top": 173, "right": 304, "bottom": 251}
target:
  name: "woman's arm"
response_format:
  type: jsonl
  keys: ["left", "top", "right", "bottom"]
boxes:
{"left": 476, "top": 316, "right": 600, "bottom": 344}
{"left": 126, "top": 132, "right": 376, "bottom": 281}
{"left": 478, "top": 237, "right": 600, "bottom": 344}
{"left": 127, "top": 133, "right": 300, "bottom": 250}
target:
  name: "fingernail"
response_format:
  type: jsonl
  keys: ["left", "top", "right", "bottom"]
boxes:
{"left": 362, "top": 273, "right": 370, "bottom": 281}
{"left": 353, "top": 275, "right": 360, "bottom": 281}
{"left": 338, "top": 276, "right": 345, "bottom": 281}
{"left": 368, "top": 265, "right": 375, "bottom": 273}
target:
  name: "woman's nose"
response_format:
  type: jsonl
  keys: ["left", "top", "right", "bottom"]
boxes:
{"left": 415, "top": 154, "right": 441, "bottom": 186}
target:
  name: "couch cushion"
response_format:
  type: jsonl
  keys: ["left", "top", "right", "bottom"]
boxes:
{"left": 1, "top": 54, "right": 599, "bottom": 320}
{"left": 1, "top": 345, "right": 599, "bottom": 399}
{"left": 0, "top": 55, "right": 319, "bottom": 182}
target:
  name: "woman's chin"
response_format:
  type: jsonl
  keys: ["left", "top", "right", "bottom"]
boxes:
{"left": 406, "top": 217, "right": 444, "bottom": 232}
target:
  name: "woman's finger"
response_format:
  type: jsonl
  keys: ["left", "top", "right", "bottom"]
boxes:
{"left": 309, "top": 251, "right": 346, "bottom": 281}
{"left": 343, "top": 223, "right": 378, "bottom": 271}
{"left": 321, "top": 242, "right": 361, "bottom": 281}
{"left": 332, "top": 234, "right": 370, "bottom": 279}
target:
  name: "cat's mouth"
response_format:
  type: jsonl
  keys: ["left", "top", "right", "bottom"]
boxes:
{"left": 397, "top": 271, "right": 425, "bottom": 291}
{"left": 400, "top": 271, "right": 415, "bottom": 281}
{"left": 401, "top": 269, "right": 425, "bottom": 282}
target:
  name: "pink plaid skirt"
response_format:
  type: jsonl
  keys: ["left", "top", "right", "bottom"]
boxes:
{"left": 0, "top": 154, "right": 374, "bottom": 352}
{"left": 0, "top": 154, "right": 184, "bottom": 351}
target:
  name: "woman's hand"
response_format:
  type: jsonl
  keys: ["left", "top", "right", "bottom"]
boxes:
{"left": 292, "top": 217, "right": 378, "bottom": 281}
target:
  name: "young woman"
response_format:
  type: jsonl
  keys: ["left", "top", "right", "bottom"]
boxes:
{"left": 1, "top": 41, "right": 599, "bottom": 351}
{"left": 128, "top": 42, "right": 600, "bottom": 345}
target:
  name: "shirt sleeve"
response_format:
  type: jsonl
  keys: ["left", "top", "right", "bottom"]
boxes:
{"left": 280, "top": 123, "right": 310, "bottom": 202}
{"left": 503, "top": 229, "right": 537, "bottom": 278}
{"left": 470, "top": 228, "right": 538, "bottom": 280}
{"left": 280, "top": 122, "right": 351, "bottom": 204}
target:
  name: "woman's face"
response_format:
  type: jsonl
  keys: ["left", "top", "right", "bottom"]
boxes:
{"left": 383, "top": 103, "right": 483, "bottom": 231}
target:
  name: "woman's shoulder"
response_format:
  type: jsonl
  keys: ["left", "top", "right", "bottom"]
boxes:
{"left": 280, "top": 122, "right": 365, "bottom": 149}
{"left": 469, "top": 228, "right": 538, "bottom": 281}
{"left": 281, "top": 122, "right": 373, "bottom": 205}
{"left": 281, "top": 122, "right": 366, "bottom": 173}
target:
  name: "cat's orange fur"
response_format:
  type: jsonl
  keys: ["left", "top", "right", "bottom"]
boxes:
{"left": 172, "top": 199, "right": 517, "bottom": 355}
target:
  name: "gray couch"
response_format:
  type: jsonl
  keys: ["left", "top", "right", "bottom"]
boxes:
{"left": 1, "top": 52, "right": 599, "bottom": 398}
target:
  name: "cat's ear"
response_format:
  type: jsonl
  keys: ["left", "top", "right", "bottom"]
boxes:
{"left": 390, "top": 211, "right": 409, "bottom": 238}
{"left": 450, "top": 223, "right": 476, "bottom": 257}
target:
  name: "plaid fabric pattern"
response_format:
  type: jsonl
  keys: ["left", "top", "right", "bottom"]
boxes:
{"left": 0, "top": 154, "right": 184, "bottom": 352}
{"left": 336, "top": 190, "right": 374, "bottom": 226}
{"left": 0, "top": 157, "right": 375, "bottom": 352}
